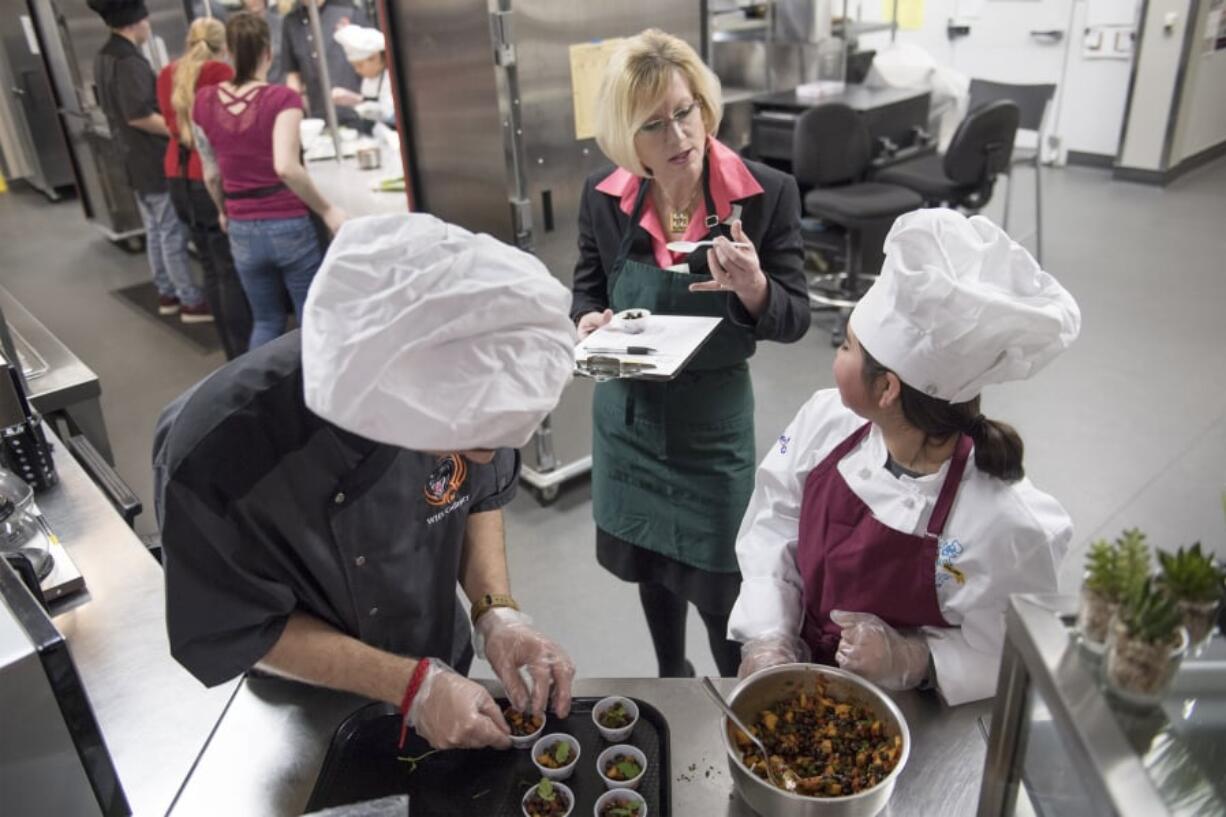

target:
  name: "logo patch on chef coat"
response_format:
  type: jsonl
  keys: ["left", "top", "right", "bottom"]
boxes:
{"left": 935, "top": 538, "right": 967, "bottom": 588}
{"left": 424, "top": 454, "right": 468, "bottom": 507}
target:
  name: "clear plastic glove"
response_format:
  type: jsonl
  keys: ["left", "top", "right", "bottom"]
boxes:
{"left": 737, "top": 633, "right": 811, "bottom": 679}
{"left": 355, "top": 101, "right": 383, "bottom": 121}
{"left": 475, "top": 608, "right": 576, "bottom": 718}
{"left": 405, "top": 660, "right": 512, "bottom": 750}
{"left": 830, "top": 610, "right": 930, "bottom": 691}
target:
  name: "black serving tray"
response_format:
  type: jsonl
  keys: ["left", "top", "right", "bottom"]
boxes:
{"left": 304, "top": 697, "right": 671, "bottom": 816}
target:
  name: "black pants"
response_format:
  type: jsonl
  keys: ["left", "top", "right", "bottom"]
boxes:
{"left": 167, "top": 177, "right": 252, "bottom": 360}
{"left": 638, "top": 582, "right": 742, "bottom": 678}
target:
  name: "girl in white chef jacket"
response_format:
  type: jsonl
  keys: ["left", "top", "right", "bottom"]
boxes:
{"left": 728, "top": 209, "right": 1081, "bottom": 706}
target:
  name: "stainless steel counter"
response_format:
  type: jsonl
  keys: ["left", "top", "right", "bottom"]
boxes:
{"left": 41, "top": 434, "right": 240, "bottom": 817}
{"left": 308, "top": 154, "right": 410, "bottom": 220}
{"left": 172, "top": 675, "right": 993, "bottom": 816}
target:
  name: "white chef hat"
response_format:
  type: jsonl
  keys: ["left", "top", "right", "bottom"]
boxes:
{"left": 301, "top": 213, "right": 577, "bottom": 451}
{"left": 333, "top": 25, "right": 385, "bottom": 61}
{"left": 849, "top": 209, "right": 1080, "bottom": 403}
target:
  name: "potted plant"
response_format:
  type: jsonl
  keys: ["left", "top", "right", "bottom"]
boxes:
{"left": 1157, "top": 542, "right": 1225, "bottom": 653}
{"left": 1077, "top": 529, "right": 1150, "bottom": 653}
{"left": 1105, "top": 577, "right": 1189, "bottom": 707}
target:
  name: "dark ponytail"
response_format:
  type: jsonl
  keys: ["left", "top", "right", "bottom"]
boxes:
{"left": 861, "top": 347, "right": 1025, "bottom": 482}
{"left": 226, "top": 12, "right": 271, "bottom": 86}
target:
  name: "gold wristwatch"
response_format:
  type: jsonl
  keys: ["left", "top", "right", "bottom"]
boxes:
{"left": 470, "top": 593, "right": 520, "bottom": 625}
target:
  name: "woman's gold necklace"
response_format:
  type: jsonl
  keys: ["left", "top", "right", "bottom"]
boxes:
{"left": 663, "top": 184, "right": 701, "bottom": 234}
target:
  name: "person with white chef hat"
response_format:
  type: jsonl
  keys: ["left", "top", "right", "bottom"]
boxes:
{"left": 331, "top": 24, "right": 394, "bottom": 126}
{"left": 154, "top": 213, "right": 577, "bottom": 749}
{"left": 728, "top": 208, "right": 1081, "bottom": 705}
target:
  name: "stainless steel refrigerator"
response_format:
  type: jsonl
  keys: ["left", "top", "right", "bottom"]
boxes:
{"left": 0, "top": 5, "right": 75, "bottom": 200}
{"left": 25, "top": 0, "right": 187, "bottom": 243}
{"left": 383, "top": 0, "right": 704, "bottom": 502}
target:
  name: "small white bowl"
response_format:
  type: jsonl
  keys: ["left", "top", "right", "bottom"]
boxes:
{"left": 592, "top": 696, "right": 639, "bottom": 743}
{"left": 596, "top": 744, "right": 648, "bottom": 791}
{"left": 522, "top": 779, "right": 575, "bottom": 817}
{"left": 593, "top": 788, "right": 648, "bottom": 817}
{"left": 506, "top": 708, "right": 546, "bottom": 749}
{"left": 299, "top": 118, "right": 325, "bottom": 141}
{"left": 612, "top": 309, "right": 651, "bottom": 334}
{"left": 532, "top": 733, "right": 581, "bottom": 781}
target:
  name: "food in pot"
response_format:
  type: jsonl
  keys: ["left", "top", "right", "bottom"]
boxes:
{"left": 523, "top": 778, "right": 571, "bottom": 817}
{"left": 597, "top": 795, "right": 644, "bottom": 817}
{"left": 734, "top": 680, "right": 902, "bottom": 797}
{"left": 536, "top": 739, "right": 575, "bottom": 769}
{"left": 597, "top": 702, "right": 633, "bottom": 729}
{"left": 505, "top": 708, "right": 545, "bottom": 737}
{"left": 603, "top": 753, "right": 643, "bottom": 782}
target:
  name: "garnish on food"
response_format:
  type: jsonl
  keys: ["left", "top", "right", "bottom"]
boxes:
{"left": 598, "top": 702, "right": 633, "bottom": 729}
{"left": 523, "top": 777, "right": 570, "bottom": 817}
{"left": 603, "top": 753, "right": 643, "bottom": 781}
{"left": 535, "top": 739, "right": 574, "bottom": 769}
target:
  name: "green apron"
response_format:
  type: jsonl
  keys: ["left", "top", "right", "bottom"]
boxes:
{"left": 592, "top": 159, "right": 757, "bottom": 573}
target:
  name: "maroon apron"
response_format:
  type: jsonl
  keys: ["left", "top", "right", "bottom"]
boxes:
{"left": 796, "top": 423, "right": 970, "bottom": 663}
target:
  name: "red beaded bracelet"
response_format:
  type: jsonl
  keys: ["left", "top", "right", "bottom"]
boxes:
{"left": 397, "top": 657, "right": 432, "bottom": 750}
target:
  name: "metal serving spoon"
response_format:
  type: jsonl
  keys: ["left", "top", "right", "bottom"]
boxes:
{"left": 701, "top": 677, "right": 797, "bottom": 793}
{"left": 665, "top": 239, "right": 752, "bottom": 254}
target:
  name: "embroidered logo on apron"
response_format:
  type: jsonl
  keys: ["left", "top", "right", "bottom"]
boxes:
{"left": 424, "top": 454, "right": 468, "bottom": 507}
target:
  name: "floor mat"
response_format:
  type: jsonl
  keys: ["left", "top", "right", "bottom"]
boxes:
{"left": 112, "top": 280, "right": 222, "bottom": 352}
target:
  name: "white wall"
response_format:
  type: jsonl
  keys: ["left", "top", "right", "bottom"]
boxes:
{"left": 1170, "top": 4, "right": 1226, "bottom": 164}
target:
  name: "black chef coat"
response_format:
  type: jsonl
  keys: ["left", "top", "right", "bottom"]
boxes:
{"left": 153, "top": 330, "right": 518, "bottom": 687}
{"left": 94, "top": 33, "right": 168, "bottom": 195}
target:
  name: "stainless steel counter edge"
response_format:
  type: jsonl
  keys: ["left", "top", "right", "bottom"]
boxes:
{"left": 172, "top": 675, "right": 993, "bottom": 816}
{"left": 41, "top": 435, "right": 240, "bottom": 817}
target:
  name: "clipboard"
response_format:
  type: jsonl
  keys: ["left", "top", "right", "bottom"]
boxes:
{"left": 574, "top": 315, "right": 723, "bottom": 381}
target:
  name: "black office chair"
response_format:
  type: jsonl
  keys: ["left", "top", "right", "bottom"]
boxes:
{"left": 968, "top": 80, "right": 1056, "bottom": 263}
{"left": 873, "top": 99, "right": 1020, "bottom": 213}
{"left": 794, "top": 103, "right": 923, "bottom": 345}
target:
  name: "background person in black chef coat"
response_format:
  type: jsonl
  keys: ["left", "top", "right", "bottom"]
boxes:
{"left": 153, "top": 213, "right": 578, "bottom": 749}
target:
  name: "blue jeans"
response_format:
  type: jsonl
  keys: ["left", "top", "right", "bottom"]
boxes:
{"left": 135, "top": 191, "right": 204, "bottom": 307}
{"left": 227, "top": 216, "right": 322, "bottom": 348}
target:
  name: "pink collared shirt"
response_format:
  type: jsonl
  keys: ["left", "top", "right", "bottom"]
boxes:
{"left": 594, "top": 137, "right": 766, "bottom": 270}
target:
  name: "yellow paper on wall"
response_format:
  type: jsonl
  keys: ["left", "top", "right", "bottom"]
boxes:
{"left": 569, "top": 38, "right": 626, "bottom": 141}
{"left": 883, "top": 0, "right": 924, "bottom": 30}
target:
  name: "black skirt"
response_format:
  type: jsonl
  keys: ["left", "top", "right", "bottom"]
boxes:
{"left": 597, "top": 527, "right": 742, "bottom": 617}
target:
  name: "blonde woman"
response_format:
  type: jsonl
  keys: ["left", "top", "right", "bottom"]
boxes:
{"left": 157, "top": 17, "right": 252, "bottom": 358}
{"left": 571, "top": 29, "right": 809, "bottom": 677}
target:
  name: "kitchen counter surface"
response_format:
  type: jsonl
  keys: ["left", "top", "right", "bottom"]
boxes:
{"left": 171, "top": 674, "right": 992, "bottom": 816}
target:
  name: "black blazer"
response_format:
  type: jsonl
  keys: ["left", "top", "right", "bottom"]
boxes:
{"left": 570, "top": 156, "right": 810, "bottom": 345}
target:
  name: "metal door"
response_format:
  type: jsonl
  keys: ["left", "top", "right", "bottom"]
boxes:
{"left": 504, "top": 0, "right": 703, "bottom": 497}
{"left": 945, "top": 0, "right": 1074, "bottom": 157}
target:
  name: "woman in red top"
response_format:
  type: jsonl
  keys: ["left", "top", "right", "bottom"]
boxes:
{"left": 192, "top": 12, "right": 345, "bottom": 349}
{"left": 157, "top": 17, "right": 252, "bottom": 359}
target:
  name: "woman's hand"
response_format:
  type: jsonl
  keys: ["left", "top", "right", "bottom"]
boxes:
{"left": 688, "top": 219, "right": 769, "bottom": 318}
{"left": 577, "top": 309, "right": 613, "bottom": 340}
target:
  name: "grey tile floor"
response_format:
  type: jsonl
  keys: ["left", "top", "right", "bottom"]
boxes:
{"left": 1, "top": 158, "right": 1223, "bottom": 682}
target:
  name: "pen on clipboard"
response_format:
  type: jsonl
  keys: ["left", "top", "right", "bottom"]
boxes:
{"left": 581, "top": 346, "right": 656, "bottom": 356}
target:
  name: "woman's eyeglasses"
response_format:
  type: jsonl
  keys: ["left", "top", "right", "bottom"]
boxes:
{"left": 638, "top": 101, "right": 701, "bottom": 137}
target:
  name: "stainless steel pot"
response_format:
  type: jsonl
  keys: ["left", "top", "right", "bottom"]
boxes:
{"left": 720, "top": 664, "right": 911, "bottom": 817}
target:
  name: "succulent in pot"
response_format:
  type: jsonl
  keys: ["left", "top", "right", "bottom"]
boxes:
{"left": 1078, "top": 529, "right": 1151, "bottom": 652}
{"left": 1156, "top": 542, "right": 1225, "bottom": 652}
{"left": 1105, "top": 578, "right": 1189, "bottom": 707}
